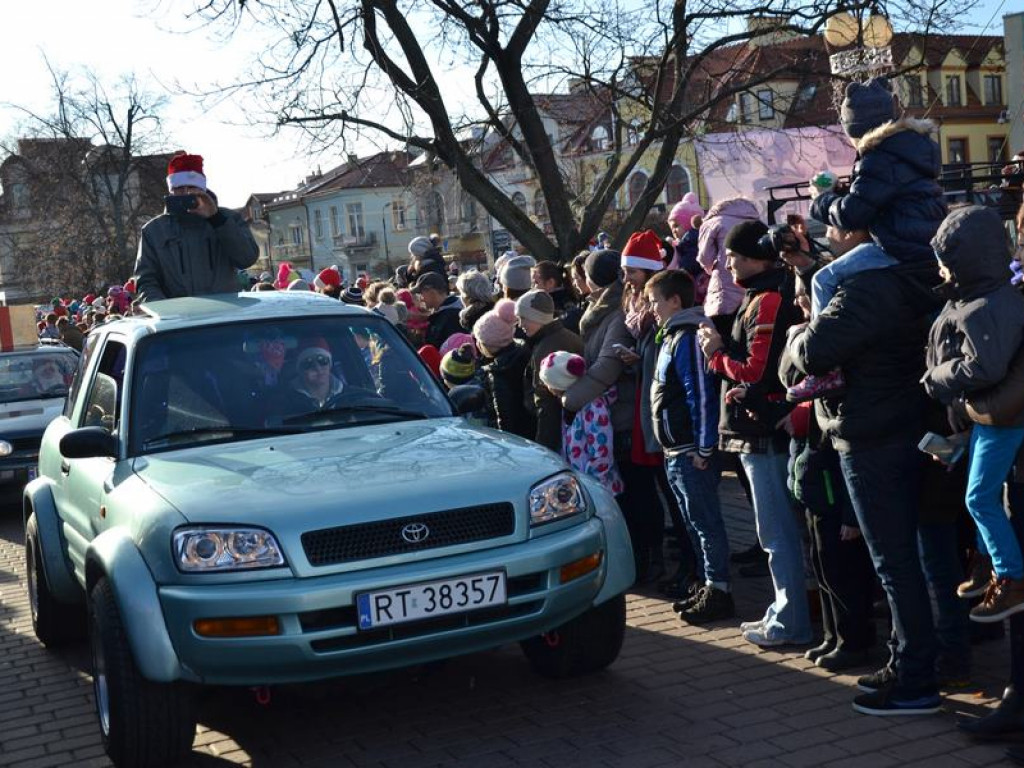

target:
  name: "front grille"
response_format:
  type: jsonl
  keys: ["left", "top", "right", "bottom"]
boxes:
{"left": 301, "top": 502, "right": 516, "bottom": 566}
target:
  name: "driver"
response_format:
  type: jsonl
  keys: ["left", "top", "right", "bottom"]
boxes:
{"left": 31, "top": 357, "right": 67, "bottom": 395}
{"left": 285, "top": 338, "right": 344, "bottom": 412}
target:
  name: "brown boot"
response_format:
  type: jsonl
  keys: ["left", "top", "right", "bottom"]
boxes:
{"left": 970, "top": 577, "right": 1024, "bottom": 623}
{"left": 958, "top": 552, "right": 993, "bottom": 599}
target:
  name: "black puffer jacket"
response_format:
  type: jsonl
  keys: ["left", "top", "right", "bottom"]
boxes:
{"left": 789, "top": 259, "right": 942, "bottom": 449}
{"left": 481, "top": 340, "right": 535, "bottom": 439}
{"left": 811, "top": 118, "right": 946, "bottom": 263}
{"left": 923, "top": 205, "right": 1024, "bottom": 404}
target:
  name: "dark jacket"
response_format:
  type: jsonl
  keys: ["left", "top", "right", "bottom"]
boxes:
{"left": 923, "top": 205, "right": 1024, "bottom": 405}
{"left": 481, "top": 340, "right": 534, "bottom": 439}
{"left": 563, "top": 281, "right": 635, "bottom": 434}
{"left": 549, "top": 287, "right": 583, "bottom": 335}
{"left": 459, "top": 299, "right": 492, "bottom": 333}
{"left": 424, "top": 295, "right": 464, "bottom": 349}
{"left": 790, "top": 259, "right": 942, "bottom": 450}
{"left": 135, "top": 209, "right": 259, "bottom": 301}
{"left": 671, "top": 229, "right": 702, "bottom": 279}
{"left": 650, "top": 307, "right": 719, "bottom": 457}
{"left": 962, "top": 344, "right": 1024, "bottom": 428}
{"left": 811, "top": 117, "right": 946, "bottom": 263}
{"left": 707, "top": 267, "right": 798, "bottom": 454}
{"left": 524, "top": 320, "right": 584, "bottom": 452}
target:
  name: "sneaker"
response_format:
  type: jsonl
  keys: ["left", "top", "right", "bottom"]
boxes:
{"left": 852, "top": 685, "right": 941, "bottom": 716}
{"left": 970, "top": 577, "right": 1024, "bottom": 623}
{"left": 742, "top": 627, "right": 810, "bottom": 648}
{"left": 679, "top": 587, "right": 735, "bottom": 625}
{"left": 786, "top": 368, "right": 846, "bottom": 403}
{"left": 958, "top": 552, "right": 994, "bottom": 599}
{"left": 740, "top": 619, "right": 766, "bottom": 632}
{"left": 730, "top": 543, "right": 766, "bottom": 565}
{"left": 804, "top": 640, "right": 834, "bottom": 662}
{"left": 672, "top": 584, "right": 706, "bottom": 613}
{"left": 857, "top": 666, "right": 896, "bottom": 693}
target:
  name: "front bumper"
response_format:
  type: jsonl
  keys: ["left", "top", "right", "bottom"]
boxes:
{"left": 159, "top": 516, "right": 612, "bottom": 685}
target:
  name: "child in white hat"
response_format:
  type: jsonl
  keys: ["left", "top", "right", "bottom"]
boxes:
{"left": 539, "top": 351, "right": 623, "bottom": 495}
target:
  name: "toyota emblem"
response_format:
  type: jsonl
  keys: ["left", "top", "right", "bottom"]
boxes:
{"left": 400, "top": 522, "right": 430, "bottom": 544}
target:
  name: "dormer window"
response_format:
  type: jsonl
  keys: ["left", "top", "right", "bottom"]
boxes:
{"left": 591, "top": 126, "right": 609, "bottom": 151}
{"left": 903, "top": 76, "right": 924, "bottom": 108}
{"left": 945, "top": 75, "right": 961, "bottom": 107}
{"left": 983, "top": 74, "right": 1003, "bottom": 106}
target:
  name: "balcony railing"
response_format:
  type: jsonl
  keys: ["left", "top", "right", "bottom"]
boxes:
{"left": 332, "top": 232, "right": 377, "bottom": 249}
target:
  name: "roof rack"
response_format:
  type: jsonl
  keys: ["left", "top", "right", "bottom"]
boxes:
{"left": 765, "top": 161, "right": 1022, "bottom": 223}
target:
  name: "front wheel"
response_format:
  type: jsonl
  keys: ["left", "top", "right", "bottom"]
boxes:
{"left": 25, "top": 514, "right": 85, "bottom": 647}
{"left": 89, "top": 577, "right": 196, "bottom": 767}
{"left": 520, "top": 594, "right": 627, "bottom": 679}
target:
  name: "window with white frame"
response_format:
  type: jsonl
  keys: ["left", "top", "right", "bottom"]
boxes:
{"left": 392, "top": 200, "right": 406, "bottom": 230}
{"left": 313, "top": 209, "right": 323, "bottom": 240}
{"left": 346, "top": 202, "right": 365, "bottom": 239}
{"left": 290, "top": 225, "right": 303, "bottom": 246}
{"left": 627, "top": 171, "right": 648, "bottom": 208}
{"left": 532, "top": 189, "right": 546, "bottom": 218}
{"left": 512, "top": 191, "right": 527, "bottom": 211}
{"left": 945, "top": 75, "right": 962, "bottom": 107}
{"left": 757, "top": 89, "right": 775, "bottom": 120}
{"left": 590, "top": 125, "right": 609, "bottom": 151}
{"left": 665, "top": 166, "right": 690, "bottom": 205}
{"left": 983, "top": 74, "right": 1003, "bottom": 106}
{"left": 329, "top": 206, "right": 340, "bottom": 237}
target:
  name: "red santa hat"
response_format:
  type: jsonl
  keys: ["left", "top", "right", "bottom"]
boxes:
{"left": 166, "top": 152, "right": 207, "bottom": 192}
{"left": 621, "top": 230, "right": 666, "bottom": 272}
{"left": 314, "top": 267, "right": 341, "bottom": 290}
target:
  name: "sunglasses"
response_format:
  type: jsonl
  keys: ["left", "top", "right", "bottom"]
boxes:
{"left": 300, "top": 354, "right": 332, "bottom": 371}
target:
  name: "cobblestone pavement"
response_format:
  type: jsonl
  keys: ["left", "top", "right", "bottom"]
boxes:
{"left": 0, "top": 480, "right": 1014, "bottom": 767}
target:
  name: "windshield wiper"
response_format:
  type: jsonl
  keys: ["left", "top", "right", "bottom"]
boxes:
{"left": 142, "top": 425, "right": 305, "bottom": 449}
{"left": 283, "top": 403, "right": 429, "bottom": 426}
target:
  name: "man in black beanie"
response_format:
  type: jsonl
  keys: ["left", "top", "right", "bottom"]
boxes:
{"left": 696, "top": 219, "right": 810, "bottom": 648}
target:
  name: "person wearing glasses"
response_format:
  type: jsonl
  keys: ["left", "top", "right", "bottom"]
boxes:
{"left": 279, "top": 338, "right": 344, "bottom": 418}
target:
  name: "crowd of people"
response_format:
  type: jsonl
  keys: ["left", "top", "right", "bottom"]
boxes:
{"left": 31, "top": 80, "right": 1024, "bottom": 740}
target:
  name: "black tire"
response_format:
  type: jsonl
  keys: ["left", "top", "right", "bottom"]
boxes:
{"left": 89, "top": 577, "right": 196, "bottom": 768}
{"left": 25, "top": 515, "right": 85, "bottom": 648}
{"left": 520, "top": 593, "right": 627, "bottom": 679}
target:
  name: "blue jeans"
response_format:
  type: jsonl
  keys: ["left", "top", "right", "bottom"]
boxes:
{"left": 738, "top": 449, "right": 811, "bottom": 642}
{"left": 967, "top": 424, "right": 1024, "bottom": 579}
{"left": 665, "top": 453, "right": 730, "bottom": 587}
{"left": 917, "top": 522, "right": 970, "bottom": 668}
{"left": 839, "top": 438, "right": 936, "bottom": 693}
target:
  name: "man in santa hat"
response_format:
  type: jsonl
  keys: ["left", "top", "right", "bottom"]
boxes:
{"left": 134, "top": 152, "right": 258, "bottom": 301}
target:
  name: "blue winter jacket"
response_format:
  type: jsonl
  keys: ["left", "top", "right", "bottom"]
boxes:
{"left": 811, "top": 118, "right": 946, "bottom": 262}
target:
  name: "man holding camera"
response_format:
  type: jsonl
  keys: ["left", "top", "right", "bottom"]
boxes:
{"left": 134, "top": 152, "right": 258, "bottom": 302}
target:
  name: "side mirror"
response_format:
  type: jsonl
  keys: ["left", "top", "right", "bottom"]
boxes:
{"left": 60, "top": 427, "right": 118, "bottom": 460}
{"left": 448, "top": 384, "right": 486, "bottom": 416}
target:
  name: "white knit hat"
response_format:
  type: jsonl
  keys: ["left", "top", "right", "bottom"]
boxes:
{"left": 539, "top": 351, "right": 586, "bottom": 391}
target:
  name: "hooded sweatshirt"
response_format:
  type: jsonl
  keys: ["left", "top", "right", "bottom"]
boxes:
{"left": 697, "top": 197, "right": 760, "bottom": 317}
{"left": 923, "top": 205, "right": 1024, "bottom": 404}
{"left": 811, "top": 117, "right": 947, "bottom": 263}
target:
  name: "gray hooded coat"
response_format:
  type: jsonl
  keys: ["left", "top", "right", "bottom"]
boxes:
{"left": 923, "top": 205, "right": 1024, "bottom": 404}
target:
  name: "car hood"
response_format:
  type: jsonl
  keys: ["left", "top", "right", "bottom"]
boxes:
{"left": 0, "top": 397, "right": 65, "bottom": 436}
{"left": 132, "top": 418, "right": 567, "bottom": 530}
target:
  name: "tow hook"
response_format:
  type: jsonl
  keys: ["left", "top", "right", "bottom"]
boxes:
{"left": 251, "top": 685, "right": 272, "bottom": 706}
{"left": 543, "top": 631, "right": 560, "bottom": 648}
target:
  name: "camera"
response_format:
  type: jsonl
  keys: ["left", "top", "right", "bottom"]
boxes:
{"left": 758, "top": 224, "right": 801, "bottom": 260}
{"left": 164, "top": 194, "right": 199, "bottom": 217}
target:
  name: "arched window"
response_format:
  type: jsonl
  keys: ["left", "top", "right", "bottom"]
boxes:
{"left": 511, "top": 191, "right": 527, "bottom": 212}
{"left": 627, "top": 119, "right": 643, "bottom": 146}
{"left": 426, "top": 191, "right": 445, "bottom": 231}
{"left": 664, "top": 165, "right": 690, "bottom": 205}
{"left": 533, "top": 189, "right": 546, "bottom": 218}
{"left": 590, "top": 125, "right": 609, "bottom": 151}
{"left": 461, "top": 195, "right": 477, "bottom": 222}
{"left": 627, "top": 171, "right": 648, "bottom": 208}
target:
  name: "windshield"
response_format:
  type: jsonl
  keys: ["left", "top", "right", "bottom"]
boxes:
{"left": 129, "top": 314, "right": 454, "bottom": 455}
{"left": 0, "top": 349, "right": 79, "bottom": 404}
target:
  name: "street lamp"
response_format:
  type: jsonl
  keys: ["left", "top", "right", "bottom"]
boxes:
{"left": 823, "top": 9, "right": 894, "bottom": 112}
{"left": 382, "top": 202, "right": 392, "bottom": 274}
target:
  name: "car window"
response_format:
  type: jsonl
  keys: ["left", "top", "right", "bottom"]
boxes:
{"left": 129, "top": 316, "right": 453, "bottom": 455}
{"left": 64, "top": 334, "right": 97, "bottom": 418}
{"left": 80, "top": 340, "right": 127, "bottom": 433}
{"left": 0, "top": 349, "right": 79, "bottom": 405}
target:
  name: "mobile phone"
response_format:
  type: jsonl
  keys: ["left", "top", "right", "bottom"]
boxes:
{"left": 612, "top": 343, "right": 635, "bottom": 353}
{"left": 164, "top": 194, "right": 198, "bottom": 217}
{"left": 917, "top": 432, "right": 966, "bottom": 466}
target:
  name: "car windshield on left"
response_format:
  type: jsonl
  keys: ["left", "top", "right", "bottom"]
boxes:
{"left": 129, "top": 314, "right": 454, "bottom": 454}
{"left": 0, "top": 349, "right": 79, "bottom": 403}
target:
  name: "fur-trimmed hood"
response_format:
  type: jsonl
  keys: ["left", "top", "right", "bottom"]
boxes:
{"left": 856, "top": 117, "right": 938, "bottom": 154}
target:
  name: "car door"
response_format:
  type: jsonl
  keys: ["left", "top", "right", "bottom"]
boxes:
{"left": 58, "top": 337, "right": 127, "bottom": 584}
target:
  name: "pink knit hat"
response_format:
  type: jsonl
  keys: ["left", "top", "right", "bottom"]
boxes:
{"left": 440, "top": 333, "right": 477, "bottom": 358}
{"left": 668, "top": 192, "right": 704, "bottom": 232}
{"left": 472, "top": 299, "right": 517, "bottom": 351}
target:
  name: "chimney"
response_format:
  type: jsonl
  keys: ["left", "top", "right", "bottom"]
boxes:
{"left": 347, "top": 153, "right": 358, "bottom": 164}
{"left": 747, "top": 15, "right": 795, "bottom": 46}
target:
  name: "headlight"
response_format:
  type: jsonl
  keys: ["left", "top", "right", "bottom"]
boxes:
{"left": 529, "top": 473, "right": 587, "bottom": 526}
{"left": 0, "top": 441, "right": 11, "bottom": 457}
{"left": 173, "top": 528, "right": 285, "bottom": 572}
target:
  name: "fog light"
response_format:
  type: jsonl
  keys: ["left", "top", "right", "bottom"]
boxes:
{"left": 0, "top": 441, "right": 11, "bottom": 457}
{"left": 194, "top": 616, "right": 280, "bottom": 637}
{"left": 559, "top": 551, "right": 603, "bottom": 583}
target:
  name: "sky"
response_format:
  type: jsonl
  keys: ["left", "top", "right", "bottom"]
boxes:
{"left": 0, "top": 0, "right": 1015, "bottom": 209}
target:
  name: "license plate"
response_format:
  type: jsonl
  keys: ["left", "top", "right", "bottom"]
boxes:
{"left": 356, "top": 571, "right": 506, "bottom": 630}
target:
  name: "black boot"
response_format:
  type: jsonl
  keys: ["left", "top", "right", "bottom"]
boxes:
{"left": 958, "top": 685, "right": 1024, "bottom": 739}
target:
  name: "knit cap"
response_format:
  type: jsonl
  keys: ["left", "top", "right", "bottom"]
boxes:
{"left": 440, "top": 333, "right": 476, "bottom": 358}
{"left": 841, "top": 76, "right": 899, "bottom": 140}
{"left": 409, "top": 236, "right": 434, "bottom": 258}
{"left": 668, "top": 192, "right": 704, "bottom": 232}
{"left": 314, "top": 267, "right": 341, "bottom": 290}
{"left": 514, "top": 289, "right": 556, "bottom": 325}
{"left": 724, "top": 220, "right": 771, "bottom": 260}
{"left": 472, "top": 299, "right": 517, "bottom": 352}
{"left": 585, "top": 249, "right": 622, "bottom": 288}
{"left": 539, "top": 351, "right": 587, "bottom": 392}
{"left": 621, "top": 230, "right": 666, "bottom": 271}
{"left": 440, "top": 343, "right": 478, "bottom": 386}
{"left": 341, "top": 286, "right": 365, "bottom": 305}
{"left": 499, "top": 255, "right": 536, "bottom": 292}
{"left": 418, "top": 344, "right": 442, "bottom": 377}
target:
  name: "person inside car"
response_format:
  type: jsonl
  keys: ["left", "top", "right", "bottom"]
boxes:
{"left": 281, "top": 338, "right": 344, "bottom": 416}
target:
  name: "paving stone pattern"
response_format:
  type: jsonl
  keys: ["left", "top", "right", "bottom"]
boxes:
{"left": 0, "top": 479, "right": 1013, "bottom": 767}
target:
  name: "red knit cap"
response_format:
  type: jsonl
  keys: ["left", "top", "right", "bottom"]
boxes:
{"left": 621, "top": 230, "right": 666, "bottom": 271}
{"left": 166, "top": 152, "right": 206, "bottom": 191}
